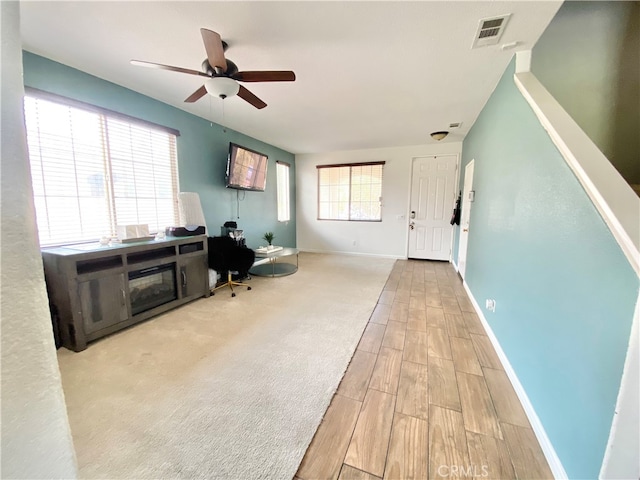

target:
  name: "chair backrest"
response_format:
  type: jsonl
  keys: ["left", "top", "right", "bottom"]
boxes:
{"left": 207, "top": 236, "right": 234, "bottom": 272}
{"left": 178, "top": 192, "right": 207, "bottom": 233}
{"left": 207, "top": 236, "right": 255, "bottom": 275}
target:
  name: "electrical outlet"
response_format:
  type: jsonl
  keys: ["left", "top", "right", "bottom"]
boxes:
{"left": 485, "top": 299, "right": 496, "bottom": 312}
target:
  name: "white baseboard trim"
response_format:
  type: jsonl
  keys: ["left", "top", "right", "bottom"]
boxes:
{"left": 462, "top": 280, "right": 568, "bottom": 480}
{"left": 298, "top": 248, "right": 404, "bottom": 260}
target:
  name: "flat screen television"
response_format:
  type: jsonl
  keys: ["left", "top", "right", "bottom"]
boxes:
{"left": 225, "top": 143, "right": 268, "bottom": 191}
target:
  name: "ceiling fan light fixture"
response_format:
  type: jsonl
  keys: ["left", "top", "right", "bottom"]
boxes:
{"left": 431, "top": 131, "right": 449, "bottom": 141}
{"left": 204, "top": 77, "right": 239, "bottom": 99}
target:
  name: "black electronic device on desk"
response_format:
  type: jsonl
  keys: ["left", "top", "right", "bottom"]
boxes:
{"left": 166, "top": 225, "right": 206, "bottom": 237}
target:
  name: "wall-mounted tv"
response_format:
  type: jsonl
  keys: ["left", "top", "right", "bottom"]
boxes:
{"left": 226, "top": 143, "right": 268, "bottom": 192}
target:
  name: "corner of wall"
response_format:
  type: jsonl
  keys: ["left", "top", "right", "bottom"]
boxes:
{"left": 1, "top": 2, "right": 78, "bottom": 477}
{"left": 599, "top": 294, "right": 640, "bottom": 480}
{"left": 515, "top": 50, "right": 532, "bottom": 73}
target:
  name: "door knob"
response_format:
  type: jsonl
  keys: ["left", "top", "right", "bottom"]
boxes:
{"left": 463, "top": 228, "right": 469, "bottom": 232}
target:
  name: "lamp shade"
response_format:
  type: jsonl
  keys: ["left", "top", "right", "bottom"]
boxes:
{"left": 204, "top": 77, "right": 240, "bottom": 99}
{"left": 430, "top": 131, "right": 449, "bottom": 141}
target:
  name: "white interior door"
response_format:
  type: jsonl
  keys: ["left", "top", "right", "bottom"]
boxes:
{"left": 457, "top": 160, "right": 475, "bottom": 278}
{"left": 408, "top": 155, "right": 458, "bottom": 260}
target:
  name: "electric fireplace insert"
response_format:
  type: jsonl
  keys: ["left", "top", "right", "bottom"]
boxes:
{"left": 128, "top": 263, "right": 177, "bottom": 316}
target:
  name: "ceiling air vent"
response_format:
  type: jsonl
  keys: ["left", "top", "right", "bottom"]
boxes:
{"left": 449, "top": 122, "right": 462, "bottom": 129}
{"left": 472, "top": 14, "right": 511, "bottom": 48}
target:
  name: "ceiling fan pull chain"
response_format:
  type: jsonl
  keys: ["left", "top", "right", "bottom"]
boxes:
{"left": 221, "top": 99, "right": 226, "bottom": 133}
{"left": 209, "top": 95, "right": 214, "bottom": 128}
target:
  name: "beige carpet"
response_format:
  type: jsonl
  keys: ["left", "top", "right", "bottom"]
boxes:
{"left": 57, "top": 253, "right": 395, "bottom": 479}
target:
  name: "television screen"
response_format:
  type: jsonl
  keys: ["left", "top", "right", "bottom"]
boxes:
{"left": 226, "top": 143, "right": 268, "bottom": 191}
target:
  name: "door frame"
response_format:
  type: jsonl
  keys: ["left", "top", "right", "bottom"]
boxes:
{"left": 456, "top": 159, "right": 475, "bottom": 278}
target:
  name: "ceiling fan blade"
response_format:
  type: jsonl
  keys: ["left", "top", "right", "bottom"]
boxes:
{"left": 200, "top": 28, "right": 227, "bottom": 72}
{"left": 233, "top": 71, "right": 296, "bottom": 82}
{"left": 184, "top": 85, "right": 208, "bottom": 103}
{"left": 237, "top": 85, "right": 267, "bottom": 109}
{"left": 130, "top": 60, "right": 208, "bottom": 77}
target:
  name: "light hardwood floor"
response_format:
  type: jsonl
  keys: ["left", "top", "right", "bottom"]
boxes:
{"left": 296, "top": 259, "right": 553, "bottom": 480}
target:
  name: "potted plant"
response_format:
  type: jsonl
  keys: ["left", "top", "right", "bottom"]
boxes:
{"left": 262, "top": 232, "right": 275, "bottom": 247}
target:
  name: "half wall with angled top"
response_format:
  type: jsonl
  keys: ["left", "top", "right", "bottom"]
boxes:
{"left": 453, "top": 57, "right": 639, "bottom": 479}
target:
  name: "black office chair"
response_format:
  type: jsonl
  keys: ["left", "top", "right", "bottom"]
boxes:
{"left": 208, "top": 236, "right": 255, "bottom": 297}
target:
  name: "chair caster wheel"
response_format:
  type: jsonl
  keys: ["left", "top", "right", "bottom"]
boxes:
{"left": 231, "top": 292, "right": 236, "bottom": 297}
{"left": 247, "top": 287, "right": 252, "bottom": 291}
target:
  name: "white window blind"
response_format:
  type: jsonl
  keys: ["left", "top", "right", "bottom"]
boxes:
{"left": 24, "top": 93, "right": 179, "bottom": 247}
{"left": 276, "top": 161, "right": 290, "bottom": 222}
{"left": 317, "top": 162, "right": 384, "bottom": 221}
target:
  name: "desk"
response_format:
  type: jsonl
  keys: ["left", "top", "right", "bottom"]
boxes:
{"left": 250, "top": 247, "right": 299, "bottom": 277}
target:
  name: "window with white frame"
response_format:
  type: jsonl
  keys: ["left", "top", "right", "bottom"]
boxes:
{"left": 276, "top": 161, "right": 290, "bottom": 222}
{"left": 317, "top": 162, "right": 384, "bottom": 221}
{"left": 24, "top": 90, "right": 179, "bottom": 247}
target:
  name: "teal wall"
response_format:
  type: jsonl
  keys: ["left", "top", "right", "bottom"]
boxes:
{"left": 22, "top": 51, "right": 296, "bottom": 249}
{"left": 454, "top": 59, "right": 639, "bottom": 479}
{"left": 532, "top": 1, "right": 640, "bottom": 185}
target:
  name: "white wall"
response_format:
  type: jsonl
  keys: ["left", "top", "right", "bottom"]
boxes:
{"left": 1, "top": 2, "right": 77, "bottom": 477}
{"left": 296, "top": 142, "right": 462, "bottom": 257}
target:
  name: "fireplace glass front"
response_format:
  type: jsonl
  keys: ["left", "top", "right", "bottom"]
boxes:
{"left": 128, "top": 263, "right": 177, "bottom": 315}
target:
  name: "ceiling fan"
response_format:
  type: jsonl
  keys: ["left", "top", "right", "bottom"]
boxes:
{"left": 131, "top": 29, "right": 296, "bottom": 109}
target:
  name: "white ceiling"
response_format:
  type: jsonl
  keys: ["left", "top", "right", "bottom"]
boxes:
{"left": 19, "top": 1, "right": 561, "bottom": 154}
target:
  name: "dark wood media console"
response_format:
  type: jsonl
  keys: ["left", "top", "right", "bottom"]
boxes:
{"left": 42, "top": 235, "right": 209, "bottom": 352}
